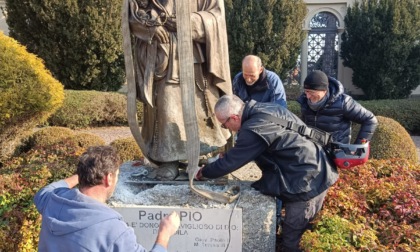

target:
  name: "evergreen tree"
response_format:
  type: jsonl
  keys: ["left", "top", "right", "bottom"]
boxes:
{"left": 341, "top": 0, "right": 420, "bottom": 99}
{"left": 225, "top": 0, "right": 307, "bottom": 79}
{"left": 5, "top": 0, "right": 124, "bottom": 91}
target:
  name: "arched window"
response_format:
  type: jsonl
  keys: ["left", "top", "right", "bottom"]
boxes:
{"left": 307, "top": 12, "right": 339, "bottom": 78}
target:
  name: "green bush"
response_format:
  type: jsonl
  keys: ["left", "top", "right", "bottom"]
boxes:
{"left": 110, "top": 137, "right": 143, "bottom": 162}
{"left": 5, "top": 0, "right": 125, "bottom": 91}
{"left": 358, "top": 98, "right": 420, "bottom": 134}
{"left": 28, "top": 127, "right": 75, "bottom": 149}
{"left": 285, "top": 85, "right": 302, "bottom": 103}
{"left": 353, "top": 116, "right": 418, "bottom": 163}
{"left": 0, "top": 32, "right": 64, "bottom": 163}
{"left": 301, "top": 158, "right": 420, "bottom": 251}
{"left": 0, "top": 139, "right": 83, "bottom": 251}
{"left": 340, "top": 0, "right": 420, "bottom": 99}
{"left": 300, "top": 213, "right": 382, "bottom": 251}
{"left": 47, "top": 90, "right": 143, "bottom": 129}
{"left": 70, "top": 133, "right": 105, "bottom": 148}
{"left": 289, "top": 98, "right": 420, "bottom": 133}
{"left": 225, "top": 0, "right": 307, "bottom": 79}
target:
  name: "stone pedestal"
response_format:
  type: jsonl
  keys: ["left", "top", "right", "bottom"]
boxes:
{"left": 109, "top": 161, "right": 276, "bottom": 252}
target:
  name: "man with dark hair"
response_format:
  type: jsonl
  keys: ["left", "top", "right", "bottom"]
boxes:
{"left": 34, "top": 146, "right": 180, "bottom": 252}
{"left": 196, "top": 95, "right": 338, "bottom": 251}
{"left": 297, "top": 70, "right": 378, "bottom": 144}
{"left": 233, "top": 55, "right": 287, "bottom": 107}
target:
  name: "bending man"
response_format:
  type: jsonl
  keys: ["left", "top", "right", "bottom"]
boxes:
{"left": 197, "top": 95, "right": 338, "bottom": 251}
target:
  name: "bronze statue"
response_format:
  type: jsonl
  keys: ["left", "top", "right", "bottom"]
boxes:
{"left": 122, "top": 0, "right": 232, "bottom": 180}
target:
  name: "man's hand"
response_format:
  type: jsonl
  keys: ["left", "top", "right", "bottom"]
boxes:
{"left": 64, "top": 174, "right": 79, "bottom": 188}
{"left": 155, "top": 211, "right": 180, "bottom": 248}
{"left": 194, "top": 167, "right": 204, "bottom": 181}
{"left": 208, "top": 152, "right": 224, "bottom": 163}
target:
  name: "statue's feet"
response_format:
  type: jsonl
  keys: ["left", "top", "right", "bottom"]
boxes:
{"left": 155, "top": 162, "right": 179, "bottom": 181}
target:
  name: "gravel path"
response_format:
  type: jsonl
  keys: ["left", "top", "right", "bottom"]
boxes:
{"left": 75, "top": 126, "right": 133, "bottom": 145}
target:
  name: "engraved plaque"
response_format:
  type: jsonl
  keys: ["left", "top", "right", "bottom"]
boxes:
{"left": 113, "top": 206, "right": 242, "bottom": 252}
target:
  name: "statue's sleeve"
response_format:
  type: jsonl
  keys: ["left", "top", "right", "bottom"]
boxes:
{"left": 192, "top": 0, "right": 232, "bottom": 95}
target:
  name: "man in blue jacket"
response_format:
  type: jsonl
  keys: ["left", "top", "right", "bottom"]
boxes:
{"left": 196, "top": 95, "right": 339, "bottom": 251}
{"left": 34, "top": 146, "right": 180, "bottom": 252}
{"left": 232, "top": 55, "right": 288, "bottom": 219}
{"left": 297, "top": 70, "right": 378, "bottom": 144}
{"left": 233, "top": 55, "right": 287, "bottom": 108}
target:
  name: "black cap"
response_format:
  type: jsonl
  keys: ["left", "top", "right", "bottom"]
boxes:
{"left": 304, "top": 70, "right": 329, "bottom": 91}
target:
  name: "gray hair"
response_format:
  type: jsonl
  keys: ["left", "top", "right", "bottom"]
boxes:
{"left": 214, "top": 95, "right": 244, "bottom": 118}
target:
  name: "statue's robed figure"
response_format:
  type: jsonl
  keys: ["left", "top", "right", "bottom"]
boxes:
{"left": 126, "top": 0, "right": 232, "bottom": 164}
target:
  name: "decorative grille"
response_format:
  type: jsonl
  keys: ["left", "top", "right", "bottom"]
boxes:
{"left": 307, "top": 12, "right": 339, "bottom": 78}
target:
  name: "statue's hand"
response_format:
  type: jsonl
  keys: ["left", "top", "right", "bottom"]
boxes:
{"left": 153, "top": 26, "right": 169, "bottom": 44}
{"left": 130, "top": 22, "right": 156, "bottom": 43}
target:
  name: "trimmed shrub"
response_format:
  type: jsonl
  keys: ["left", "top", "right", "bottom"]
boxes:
{"left": 70, "top": 133, "right": 105, "bottom": 148}
{"left": 28, "top": 127, "right": 75, "bottom": 149}
{"left": 287, "top": 100, "right": 301, "bottom": 117}
{"left": 110, "top": 137, "right": 143, "bottom": 162}
{"left": 285, "top": 85, "right": 302, "bottom": 102}
{"left": 300, "top": 212, "right": 382, "bottom": 251}
{"left": 353, "top": 116, "right": 418, "bottom": 163}
{"left": 0, "top": 33, "right": 64, "bottom": 162}
{"left": 0, "top": 140, "right": 83, "bottom": 251}
{"left": 47, "top": 90, "right": 143, "bottom": 129}
{"left": 358, "top": 99, "right": 420, "bottom": 135}
{"left": 301, "top": 158, "right": 420, "bottom": 251}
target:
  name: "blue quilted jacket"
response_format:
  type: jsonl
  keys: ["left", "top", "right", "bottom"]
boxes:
{"left": 297, "top": 77, "right": 378, "bottom": 144}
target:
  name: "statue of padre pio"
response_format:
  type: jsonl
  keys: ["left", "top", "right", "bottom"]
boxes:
{"left": 122, "top": 0, "right": 232, "bottom": 180}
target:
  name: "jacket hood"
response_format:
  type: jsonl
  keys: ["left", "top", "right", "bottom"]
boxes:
{"left": 43, "top": 188, "right": 122, "bottom": 236}
{"left": 326, "top": 76, "right": 344, "bottom": 104}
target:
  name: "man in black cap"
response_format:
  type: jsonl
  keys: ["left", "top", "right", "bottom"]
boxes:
{"left": 297, "top": 70, "right": 378, "bottom": 144}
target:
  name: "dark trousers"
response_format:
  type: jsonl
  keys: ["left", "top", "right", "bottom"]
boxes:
{"left": 280, "top": 190, "right": 328, "bottom": 252}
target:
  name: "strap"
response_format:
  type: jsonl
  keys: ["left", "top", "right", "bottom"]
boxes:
{"left": 122, "top": 0, "right": 158, "bottom": 168}
{"left": 176, "top": 0, "right": 240, "bottom": 204}
{"left": 252, "top": 114, "right": 331, "bottom": 146}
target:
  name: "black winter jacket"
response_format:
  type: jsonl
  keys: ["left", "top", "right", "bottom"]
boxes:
{"left": 297, "top": 77, "right": 378, "bottom": 144}
{"left": 201, "top": 100, "right": 339, "bottom": 202}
